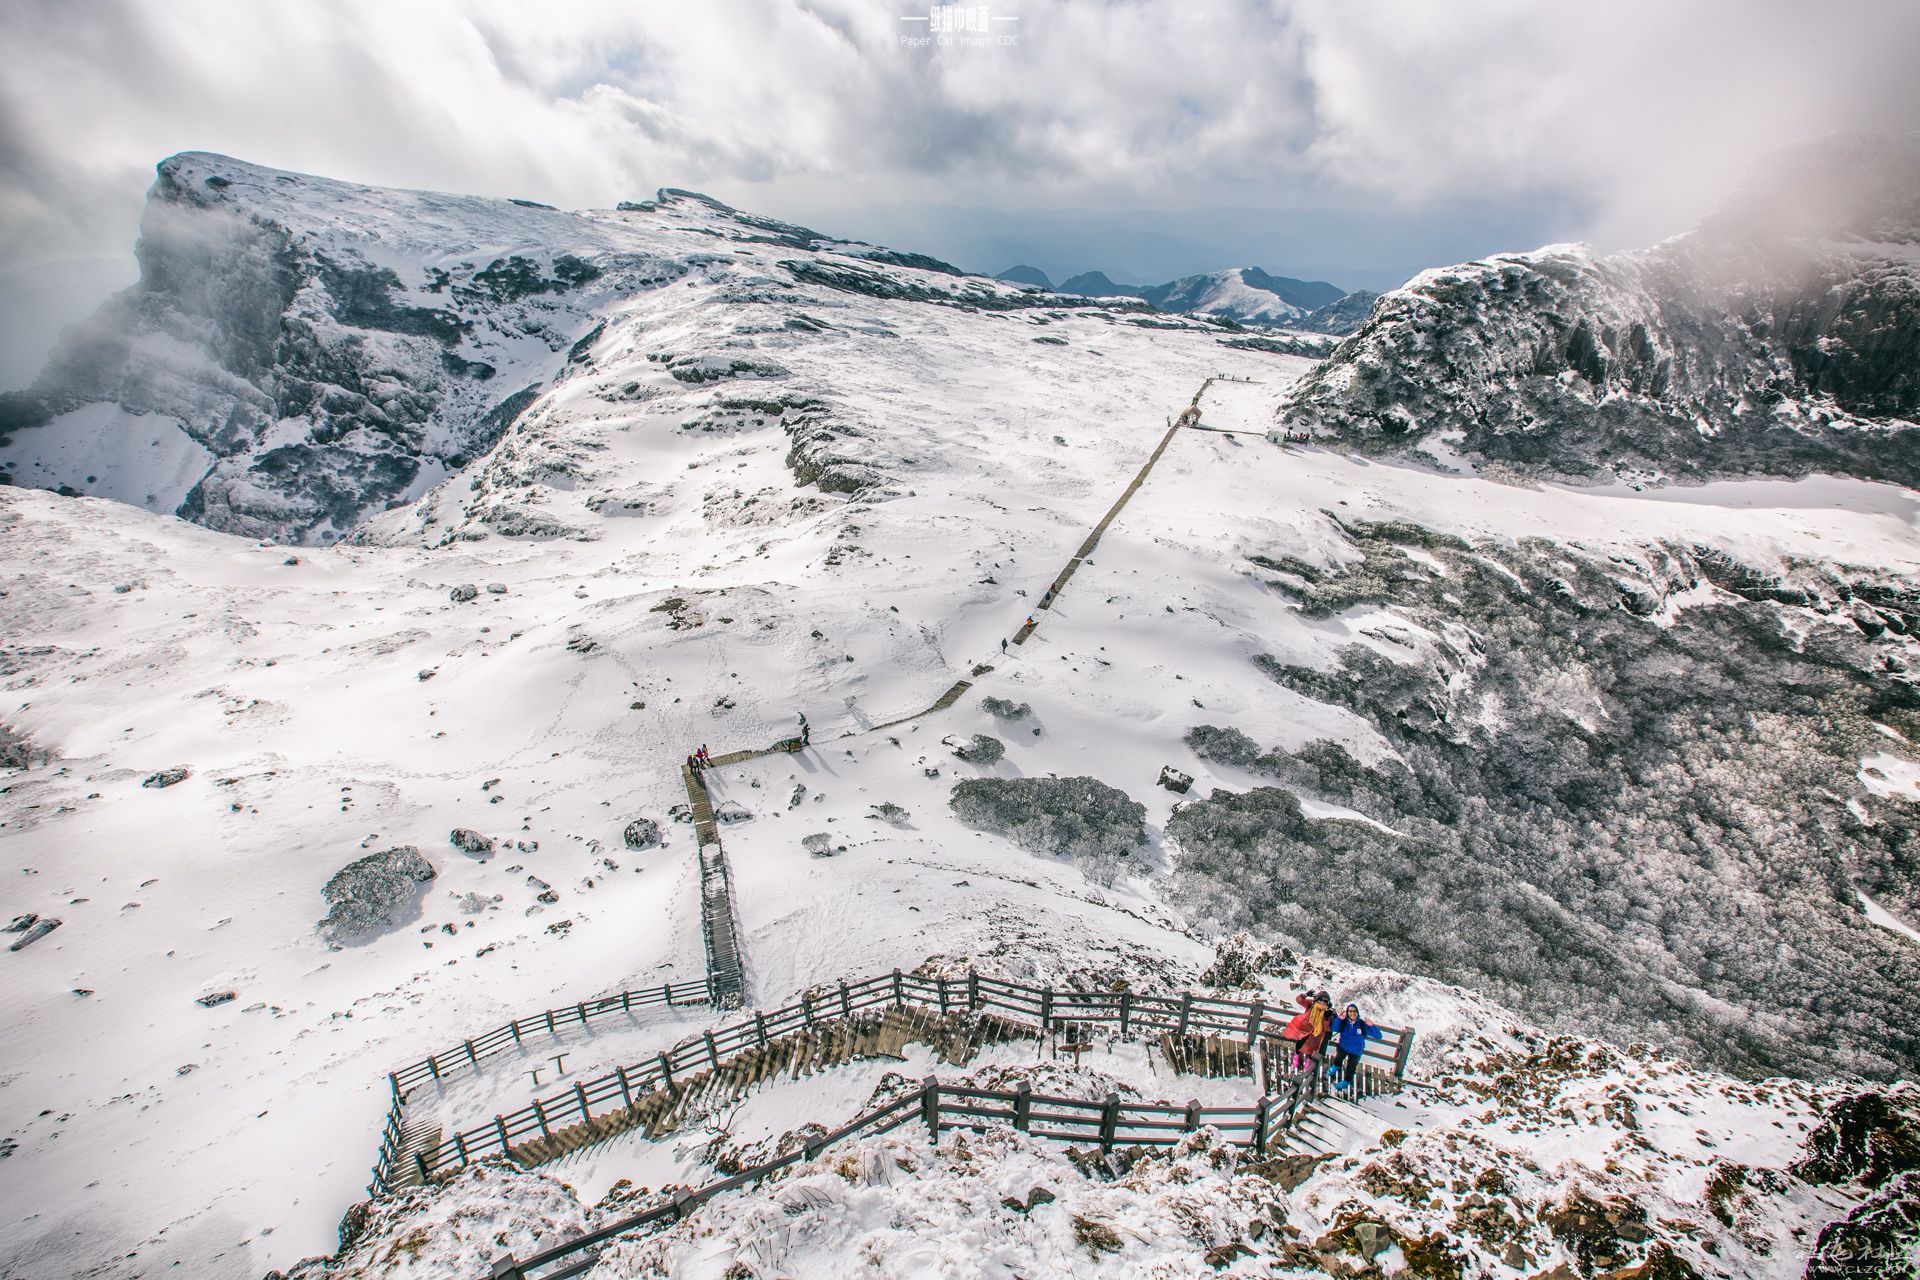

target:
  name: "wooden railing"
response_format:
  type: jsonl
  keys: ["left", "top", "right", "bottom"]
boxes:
{"left": 369, "top": 977, "right": 713, "bottom": 1195}
{"left": 395, "top": 969, "right": 1414, "bottom": 1192}
{"left": 488, "top": 1057, "right": 1398, "bottom": 1280}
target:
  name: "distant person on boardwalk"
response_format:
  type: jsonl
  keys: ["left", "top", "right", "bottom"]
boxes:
{"left": 686, "top": 751, "right": 703, "bottom": 781}
{"left": 698, "top": 745, "right": 711, "bottom": 768}
{"left": 1327, "top": 1002, "right": 1385, "bottom": 1092}
{"left": 798, "top": 713, "right": 810, "bottom": 746}
{"left": 1024, "top": 615, "right": 1036, "bottom": 629}
{"left": 1000, "top": 638, "right": 1008, "bottom": 654}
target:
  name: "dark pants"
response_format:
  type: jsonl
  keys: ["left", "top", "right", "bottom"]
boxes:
{"left": 1332, "top": 1047, "right": 1361, "bottom": 1086}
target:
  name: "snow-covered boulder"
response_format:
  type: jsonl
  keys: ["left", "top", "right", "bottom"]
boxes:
{"left": 317, "top": 846, "right": 436, "bottom": 942}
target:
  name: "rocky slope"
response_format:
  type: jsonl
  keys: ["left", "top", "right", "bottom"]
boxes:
{"left": 1275, "top": 134, "right": 1920, "bottom": 487}
{"left": 0, "top": 155, "right": 1105, "bottom": 545}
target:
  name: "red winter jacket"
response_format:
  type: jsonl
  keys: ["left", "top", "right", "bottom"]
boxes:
{"left": 1281, "top": 993, "right": 1331, "bottom": 1052}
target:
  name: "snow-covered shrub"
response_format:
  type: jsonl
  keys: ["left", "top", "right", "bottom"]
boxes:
{"left": 949, "top": 776, "right": 1146, "bottom": 884}
{"left": 623, "top": 818, "right": 662, "bottom": 850}
{"left": 948, "top": 733, "right": 1005, "bottom": 764}
{"left": 981, "top": 696, "right": 1032, "bottom": 721}
{"left": 318, "top": 847, "right": 436, "bottom": 942}
{"left": 1179, "top": 518, "right": 1920, "bottom": 1081}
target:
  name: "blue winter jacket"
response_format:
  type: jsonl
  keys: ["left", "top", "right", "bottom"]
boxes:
{"left": 1331, "top": 1015, "right": 1384, "bottom": 1056}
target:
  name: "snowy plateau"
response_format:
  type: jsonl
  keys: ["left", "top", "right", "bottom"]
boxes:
{"left": 0, "top": 146, "right": 1917, "bottom": 1280}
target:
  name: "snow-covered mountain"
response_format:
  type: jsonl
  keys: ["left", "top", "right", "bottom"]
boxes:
{"left": 1276, "top": 135, "right": 1920, "bottom": 488}
{"left": 1, "top": 149, "right": 1917, "bottom": 1279}
{"left": 0, "top": 155, "right": 1097, "bottom": 546}
{"left": 1052, "top": 265, "right": 1352, "bottom": 330}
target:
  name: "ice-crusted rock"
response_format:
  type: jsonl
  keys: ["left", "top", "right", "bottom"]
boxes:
{"left": 1276, "top": 135, "right": 1920, "bottom": 488}
{"left": 449, "top": 828, "right": 495, "bottom": 856}
{"left": 449, "top": 583, "right": 478, "bottom": 603}
{"left": 0, "top": 724, "right": 33, "bottom": 770}
{"left": 317, "top": 846, "right": 435, "bottom": 942}
{"left": 622, "top": 818, "right": 661, "bottom": 850}
{"left": 141, "top": 766, "right": 190, "bottom": 789}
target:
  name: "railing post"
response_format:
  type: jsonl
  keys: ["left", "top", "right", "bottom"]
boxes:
{"left": 922, "top": 1078, "right": 940, "bottom": 1140}
{"left": 576, "top": 1001, "right": 589, "bottom": 1026}
{"left": 1098, "top": 1094, "right": 1120, "bottom": 1152}
{"left": 936, "top": 977, "right": 949, "bottom": 1015}
{"left": 1252, "top": 1095, "right": 1270, "bottom": 1156}
{"left": 414, "top": 1152, "right": 431, "bottom": 1184}
{"left": 673, "top": 1188, "right": 694, "bottom": 1219}
{"left": 801, "top": 993, "right": 814, "bottom": 1025}
{"left": 1244, "top": 1000, "right": 1264, "bottom": 1046}
{"left": 755, "top": 1012, "right": 770, "bottom": 1044}
{"left": 704, "top": 1030, "right": 720, "bottom": 1068}
{"left": 839, "top": 980, "right": 853, "bottom": 1019}
{"left": 1392, "top": 1028, "right": 1415, "bottom": 1079}
{"left": 490, "top": 1254, "right": 525, "bottom": 1280}
{"left": 495, "top": 1115, "right": 511, "bottom": 1153}
{"left": 575, "top": 1081, "right": 592, "bottom": 1123}
{"left": 1177, "top": 992, "right": 1192, "bottom": 1037}
{"left": 1184, "top": 1099, "right": 1202, "bottom": 1132}
{"left": 465, "top": 1038, "right": 479, "bottom": 1066}
{"left": 427, "top": 1053, "right": 441, "bottom": 1082}
{"left": 1013, "top": 1081, "right": 1032, "bottom": 1132}
{"left": 533, "top": 1098, "right": 552, "bottom": 1139}
{"left": 509, "top": 1020, "right": 523, "bottom": 1044}
{"left": 659, "top": 1052, "right": 677, "bottom": 1094}
{"left": 617, "top": 1065, "right": 634, "bottom": 1111}
{"left": 453, "top": 1132, "right": 470, "bottom": 1167}
{"left": 892, "top": 968, "right": 905, "bottom": 1007}
{"left": 1119, "top": 991, "right": 1131, "bottom": 1037}
{"left": 545, "top": 1009, "right": 556, "bottom": 1034}
{"left": 389, "top": 1072, "right": 403, "bottom": 1103}
{"left": 1039, "top": 987, "right": 1054, "bottom": 1031}
{"left": 968, "top": 969, "right": 980, "bottom": 1011}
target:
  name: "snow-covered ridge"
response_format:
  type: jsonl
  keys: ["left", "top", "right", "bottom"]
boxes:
{"left": 0, "top": 153, "right": 1111, "bottom": 545}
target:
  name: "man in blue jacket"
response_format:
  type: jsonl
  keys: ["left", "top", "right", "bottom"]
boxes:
{"left": 1327, "top": 1002, "right": 1385, "bottom": 1092}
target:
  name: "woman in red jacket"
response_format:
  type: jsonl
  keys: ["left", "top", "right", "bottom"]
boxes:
{"left": 1279, "top": 990, "right": 1332, "bottom": 1073}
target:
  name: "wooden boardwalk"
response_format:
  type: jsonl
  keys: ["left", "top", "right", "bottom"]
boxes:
{"left": 682, "top": 765, "right": 745, "bottom": 1007}
{"left": 1014, "top": 382, "right": 1208, "bottom": 647}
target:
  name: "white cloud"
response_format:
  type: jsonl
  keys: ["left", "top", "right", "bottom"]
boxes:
{"left": 0, "top": 0, "right": 1915, "bottom": 274}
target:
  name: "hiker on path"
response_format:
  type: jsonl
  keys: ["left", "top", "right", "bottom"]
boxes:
{"left": 1000, "top": 638, "right": 1008, "bottom": 654}
{"left": 1024, "top": 615, "right": 1036, "bottom": 629}
{"left": 687, "top": 751, "right": 704, "bottom": 782}
{"left": 698, "top": 744, "right": 711, "bottom": 768}
{"left": 798, "top": 713, "right": 810, "bottom": 746}
{"left": 1327, "top": 1002, "right": 1385, "bottom": 1092}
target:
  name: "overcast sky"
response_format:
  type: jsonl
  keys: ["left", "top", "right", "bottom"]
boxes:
{"left": 3, "top": 0, "right": 1918, "bottom": 336}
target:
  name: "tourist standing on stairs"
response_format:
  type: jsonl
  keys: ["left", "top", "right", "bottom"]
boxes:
{"left": 1327, "top": 1002, "right": 1384, "bottom": 1092}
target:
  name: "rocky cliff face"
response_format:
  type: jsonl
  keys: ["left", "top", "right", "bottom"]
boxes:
{"left": 1, "top": 155, "right": 684, "bottom": 542}
{"left": 1276, "top": 135, "right": 1920, "bottom": 487}
{"left": 0, "top": 155, "right": 1066, "bottom": 545}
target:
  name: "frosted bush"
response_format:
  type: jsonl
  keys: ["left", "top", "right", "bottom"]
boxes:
{"left": 949, "top": 776, "right": 1146, "bottom": 885}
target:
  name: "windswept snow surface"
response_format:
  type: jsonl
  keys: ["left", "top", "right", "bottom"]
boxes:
{"left": 2, "top": 166, "right": 1918, "bottom": 1278}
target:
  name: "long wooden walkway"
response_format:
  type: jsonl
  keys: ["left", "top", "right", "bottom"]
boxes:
{"left": 1014, "top": 381, "right": 1209, "bottom": 646}
{"left": 676, "top": 377, "right": 1214, "bottom": 1011}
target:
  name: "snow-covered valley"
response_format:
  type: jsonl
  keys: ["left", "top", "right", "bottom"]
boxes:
{"left": 1, "top": 153, "right": 1918, "bottom": 1279}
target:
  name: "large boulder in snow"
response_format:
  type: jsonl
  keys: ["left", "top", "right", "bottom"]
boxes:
{"left": 623, "top": 818, "right": 661, "bottom": 850}
{"left": 318, "top": 846, "right": 436, "bottom": 942}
